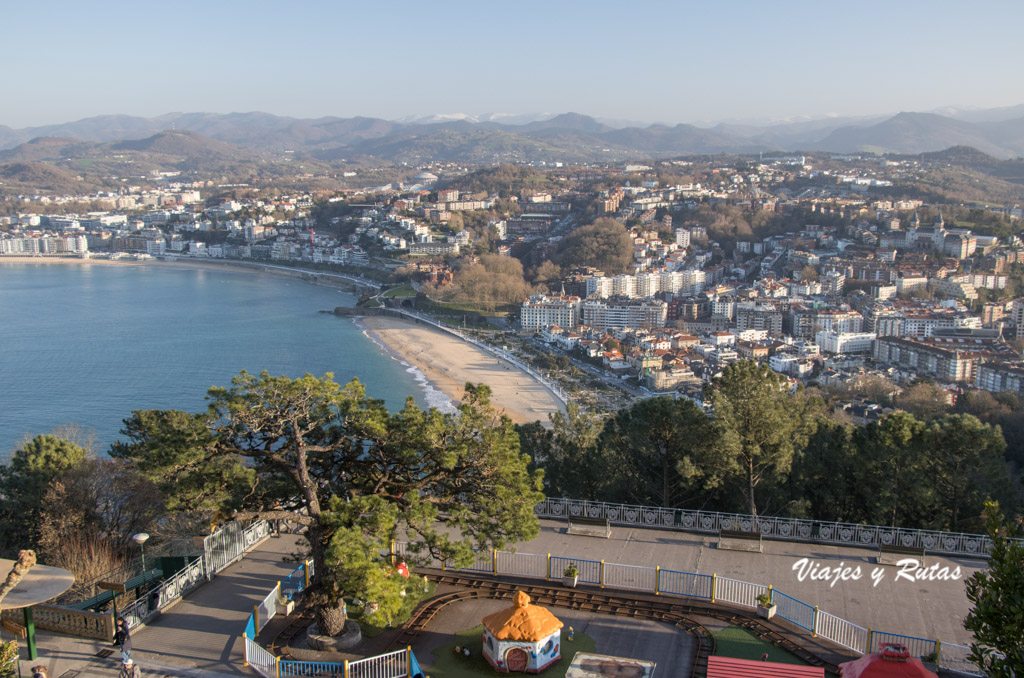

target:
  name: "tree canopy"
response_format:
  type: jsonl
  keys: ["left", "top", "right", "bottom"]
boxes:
{"left": 964, "top": 502, "right": 1024, "bottom": 677}
{"left": 114, "top": 372, "right": 543, "bottom": 634}
{"left": 557, "top": 218, "right": 634, "bottom": 275}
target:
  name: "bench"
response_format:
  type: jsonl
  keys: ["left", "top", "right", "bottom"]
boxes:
{"left": 876, "top": 543, "right": 926, "bottom": 566}
{"left": 718, "top": 528, "right": 763, "bottom": 553}
{"left": 567, "top": 515, "right": 612, "bottom": 538}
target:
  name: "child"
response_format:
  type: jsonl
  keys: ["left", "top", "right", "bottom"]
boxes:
{"left": 113, "top": 617, "right": 132, "bottom": 663}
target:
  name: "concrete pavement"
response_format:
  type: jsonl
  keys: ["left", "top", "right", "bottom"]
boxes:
{"left": 17, "top": 533, "right": 303, "bottom": 678}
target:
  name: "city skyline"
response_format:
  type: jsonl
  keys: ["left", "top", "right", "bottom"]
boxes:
{"left": 4, "top": 0, "right": 1023, "bottom": 129}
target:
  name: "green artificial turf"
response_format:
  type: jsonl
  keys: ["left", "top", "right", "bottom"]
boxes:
{"left": 712, "top": 625, "right": 810, "bottom": 665}
{"left": 424, "top": 624, "right": 597, "bottom": 678}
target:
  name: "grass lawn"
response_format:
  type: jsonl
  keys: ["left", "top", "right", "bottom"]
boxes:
{"left": 382, "top": 284, "right": 417, "bottom": 298}
{"left": 424, "top": 625, "right": 596, "bottom": 678}
{"left": 712, "top": 625, "right": 809, "bottom": 665}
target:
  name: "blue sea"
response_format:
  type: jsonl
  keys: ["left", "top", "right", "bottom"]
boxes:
{"left": 0, "top": 261, "right": 445, "bottom": 459}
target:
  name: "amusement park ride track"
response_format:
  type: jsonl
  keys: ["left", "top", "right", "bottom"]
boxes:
{"left": 268, "top": 571, "right": 845, "bottom": 677}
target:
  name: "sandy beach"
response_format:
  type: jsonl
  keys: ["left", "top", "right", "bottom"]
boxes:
{"left": 360, "top": 316, "right": 564, "bottom": 426}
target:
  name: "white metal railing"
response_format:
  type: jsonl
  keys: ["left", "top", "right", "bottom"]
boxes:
{"left": 348, "top": 649, "right": 408, "bottom": 678}
{"left": 815, "top": 610, "right": 868, "bottom": 653}
{"left": 245, "top": 636, "right": 277, "bottom": 678}
{"left": 496, "top": 551, "right": 547, "bottom": 579}
{"left": 155, "top": 557, "right": 206, "bottom": 609}
{"left": 714, "top": 577, "right": 768, "bottom": 609}
{"left": 602, "top": 563, "right": 656, "bottom": 591}
{"left": 396, "top": 310, "right": 569, "bottom": 405}
{"left": 256, "top": 588, "right": 278, "bottom": 633}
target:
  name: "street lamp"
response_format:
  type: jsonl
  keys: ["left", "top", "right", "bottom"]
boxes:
{"left": 132, "top": 533, "right": 150, "bottom": 589}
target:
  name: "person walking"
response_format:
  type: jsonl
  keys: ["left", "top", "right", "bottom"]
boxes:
{"left": 113, "top": 617, "right": 132, "bottom": 663}
{"left": 118, "top": 657, "right": 140, "bottom": 678}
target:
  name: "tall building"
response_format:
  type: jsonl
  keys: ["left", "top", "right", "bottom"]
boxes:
{"left": 520, "top": 294, "right": 581, "bottom": 331}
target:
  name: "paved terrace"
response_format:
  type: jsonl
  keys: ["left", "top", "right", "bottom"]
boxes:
{"left": 495, "top": 518, "right": 983, "bottom": 647}
{"left": 17, "top": 533, "right": 303, "bottom": 678}
{"left": 18, "top": 518, "right": 982, "bottom": 676}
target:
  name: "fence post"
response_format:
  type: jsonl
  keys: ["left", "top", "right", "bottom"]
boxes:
{"left": 304, "top": 562, "right": 310, "bottom": 589}
{"left": 493, "top": 549, "right": 498, "bottom": 576}
{"left": 600, "top": 560, "right": 605, "bottom": 588}
{"left": 867, "top": 628, "right": 873, "bottom": 653}
{"left": 242, "top": 632, "right": 248, "bottom": 667}
{"left": 407, "top": 645, "right": 413, "bottom": 676}
{"left": 711, "top": 573, "right": 717, "bottom": 603}
{"left": 935, "top": 639, "right": 942, "bottom": 664}
{"left": 344, "top": 659, "right": 350, "bottom": 678}
{"left": 768, "top": 584, "right": 773, "bottom": 604}
{"left": 812, "top": 605, "right": 818, "bottom": 637}
{"left": 391, "top": 540, "right": 396, "bottom": 566}
{"left": 654, "top": 566, "right": 660, "bottom": 595}
{"left": 275, "top": 655, "right": 281, "bottom": 678}
{"left": 276, "top": 581, "right": 282, "bottom": 601}
{"left": 546, "top": 554, "right": 551, "bottom": 580}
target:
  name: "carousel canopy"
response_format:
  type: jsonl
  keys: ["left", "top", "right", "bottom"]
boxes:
{"left": 483, "top": 590, "right": 563, "bottom": 642}
{"left": 839, "top": 652, "right": 937, "bottom": 678}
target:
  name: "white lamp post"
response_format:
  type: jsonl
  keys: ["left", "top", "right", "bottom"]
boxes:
{"left": 132, "top": 533, "right": 150, "bottom": 588}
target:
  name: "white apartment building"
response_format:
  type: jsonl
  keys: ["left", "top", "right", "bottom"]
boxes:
{"left": 815, "top": 310, "right": 864, "bottom": 334}
{"left": 611, "top": 274, "right": 637, "bottom": 298}
{"left": 581, "top": 298, "right": 667, "bottom": 331}
{"left": 586, "top": 276, "right": 613, "bottom": 298}
{"left": 636, "top": 272, "right": 660, "bottom": 297}
{"left": 520, "top": 294, "right": 581, "bottom": 331}
{"left": 815, "top": 331, "right": 876, "bottom": 354}
{"left": 674, "top": 228, "right": 690, "bottom": 248}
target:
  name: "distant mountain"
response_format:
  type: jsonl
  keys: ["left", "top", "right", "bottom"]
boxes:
{"left": 0, "top": 136, "right": 95, "bottom": 163}
{"left": 110, "top": 129, "right": 259, "bottom": 160}
{"left": 930, "top": 104, "right": 1024, "bottom": 123}
{"left": 811, "top": 112, "right": 1024, "bottom": 158}
{"left": 2, "top": 105, "right": 1023, "bottom": 164}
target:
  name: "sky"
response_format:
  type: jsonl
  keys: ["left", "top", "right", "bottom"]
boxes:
{"left": 3, "top": 0, "right": 1023, "bottom": 129}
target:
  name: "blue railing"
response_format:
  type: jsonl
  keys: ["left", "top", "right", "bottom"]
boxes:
{"left": 280, "top": 660, "right": 345, "bottom": 677}
{"left": 870, "top": 631, "right": 937, "bottom": 661}
{"left": 772, "top": 589, "right": 815, "bottom": 632}
{"left": 659, "top": 569, "right": 713, "bottom": 599}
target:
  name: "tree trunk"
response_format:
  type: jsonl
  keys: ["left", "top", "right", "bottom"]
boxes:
{"left": 316, "top": 598, "right": 348, "bottom": 637}
{"left": 748, "top": 460, "right": 758, "bottom": 518}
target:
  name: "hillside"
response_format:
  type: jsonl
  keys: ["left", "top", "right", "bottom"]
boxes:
{"left": 813, "top": 112, "right": 1024, "bottom": 158}
{"left": 0, "top": 162, "right": 105, "bottom": 194}
{"left": 2, "top": 107, "right": 1024, "bottom": 167}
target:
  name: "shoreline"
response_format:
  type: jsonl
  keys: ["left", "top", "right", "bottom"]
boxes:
{"left": 358, "top": 315, "right": 564, "bottom": 426}
{"left": 0, "top": 255, "right": 376, "bottom": 291}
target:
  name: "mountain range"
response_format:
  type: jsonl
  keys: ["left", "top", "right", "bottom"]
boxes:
{"left": 2, "top": 107, "right": 1024, "bottom": 167}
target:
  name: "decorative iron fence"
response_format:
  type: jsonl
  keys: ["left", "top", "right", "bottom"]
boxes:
{"left": 535, "top": 497, "right": 996, "bottom": 558}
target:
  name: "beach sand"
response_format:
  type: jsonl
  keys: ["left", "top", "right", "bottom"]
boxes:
{"left": 360, "top": 316, "right": 564, "bottom": 426}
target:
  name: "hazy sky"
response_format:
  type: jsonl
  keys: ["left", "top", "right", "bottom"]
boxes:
{"left": 4, "top": 0, "right": 1022, "bottom": 129}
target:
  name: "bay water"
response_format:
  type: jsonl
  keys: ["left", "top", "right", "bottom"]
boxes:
{"left": 0, "top": 262, "right": 442, "bottom": 459}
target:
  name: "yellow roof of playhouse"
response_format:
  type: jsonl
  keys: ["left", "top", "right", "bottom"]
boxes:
{"left": 483, "top": 590, "right": 564, "bottom": 641}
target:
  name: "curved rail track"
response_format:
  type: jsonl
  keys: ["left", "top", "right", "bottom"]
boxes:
{"left": 269, "top": 572, "right": 844, "bottom": 677}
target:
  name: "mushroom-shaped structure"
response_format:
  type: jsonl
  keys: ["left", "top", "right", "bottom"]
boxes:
{"left": 482, "top": 590, "right": 563, "bottom": 674}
